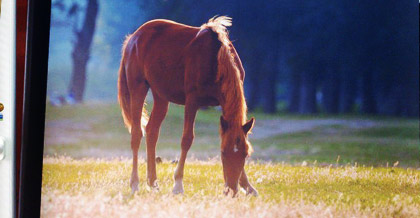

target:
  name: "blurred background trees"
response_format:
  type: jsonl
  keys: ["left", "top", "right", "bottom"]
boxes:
{"left": 51, "top": 0, "right": 99, "bottom": 103}
{"left": 48, "top": 0, "right": 419, "bottom": 117}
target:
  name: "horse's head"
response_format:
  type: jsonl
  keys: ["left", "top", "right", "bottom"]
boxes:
{"left": 220, "top": 116, "right": 255, "bottom": 196}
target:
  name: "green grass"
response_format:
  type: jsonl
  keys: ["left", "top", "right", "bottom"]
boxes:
{"left": 257, "top": 124, "right": 419, "bottom": 166}
{"left": 44, "top": 102, "right": 221, "bottom": 154}
{"left": 354, "top": 125, "right": 419, "bottom": 139}
{"left": 41, "top": 157, "right": 420, "bottom": 217}
{"left": 44, "top": 102, "right": 419, "bottom": 167}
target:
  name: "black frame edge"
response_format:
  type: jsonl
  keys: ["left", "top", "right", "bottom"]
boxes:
{"left": 19, "top": 0, "right": 51, "bottom": 217}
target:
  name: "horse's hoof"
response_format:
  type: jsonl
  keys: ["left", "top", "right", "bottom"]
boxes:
{"left": 146, "top": 185, "right": 160, "bottom": 192}
{"left": 147, "top": 186, "right": 160, "bottom": 192}
{"left": 146, "top": 180, "right": 160, "bottom": 192}
{"left": 172, "top": 188, "right": 184, "bottom": 195}
{"left": 130, "top": 175, "right": 139, "bottom": 194}
{"left": 223, "top": 187, "right": 238, "bottom": 197}
{"left": 130, "top": 182, "right": 139, "bottom": 194}
{"left": 246, "top": 187, "right": 258, "bottom": 197}
{"left": 172, "top": 180, "right": 184, "bottom": 195}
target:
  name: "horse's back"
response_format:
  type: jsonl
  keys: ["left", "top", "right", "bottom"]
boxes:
{"left": 123, "top": 19, "right": 223, "bottom": 106}
{"left": 125, "top": 19, "right": 199, "bottom": 62}
{"left": 123, "top": 20, "right": 198, "bottom": 103}
{"left": 130, "top": 19, "right": 199, "bottom": 54}
{"left": 139, "top": 19, "right": 198, "bottom": 33}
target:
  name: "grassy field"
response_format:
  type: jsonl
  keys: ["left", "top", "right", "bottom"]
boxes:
{"left": 44, "top": 102, "right": 419, "bottom": 166}
{"left": 41, "top": 102, "right": 420, "bottom": 217}
{"left": 42, "top": 157, "right": 420, "bottom": 217}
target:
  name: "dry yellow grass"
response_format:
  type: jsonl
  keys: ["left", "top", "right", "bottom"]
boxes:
{"left": 41, "top": 193, "right": 420, "bottom": 218}
{"left": 41, "top": 157, "right": 420, "bottom": 217}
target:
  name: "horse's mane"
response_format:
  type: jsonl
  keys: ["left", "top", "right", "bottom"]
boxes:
{"left": 201, "top": 16, "right": 252, "bottom": 154}
{"left": 201, "top": 16, "right": 232, "bottom": 46}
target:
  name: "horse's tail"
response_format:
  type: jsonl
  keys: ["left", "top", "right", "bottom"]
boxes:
{"left": 117, "top": 57, "right": 133, "bottom": 133}
{"left": 118, "top": 40, "right": 148, "bottom": 134}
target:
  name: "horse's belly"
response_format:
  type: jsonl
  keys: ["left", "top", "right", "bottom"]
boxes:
{"left": 159, "top": 87, "right": 186, "bottom": 105}
{"left": 145, "top": 68, "right": 186, "bottom": 105}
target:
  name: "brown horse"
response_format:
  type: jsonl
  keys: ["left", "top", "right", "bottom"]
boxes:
{"left": 118, "top": 16, "right": 257, "bottom": 196}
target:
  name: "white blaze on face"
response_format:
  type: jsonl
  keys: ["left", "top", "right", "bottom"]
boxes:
{"left": 233, "top": 144, "right": 238, "bottom": 153}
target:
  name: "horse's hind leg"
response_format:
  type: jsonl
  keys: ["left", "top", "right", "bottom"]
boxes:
{"left": 145, "top": 93, "right": 169, "bottom": 190}
{"left": 129, "top": 82, "right": 148, "bottom": 194}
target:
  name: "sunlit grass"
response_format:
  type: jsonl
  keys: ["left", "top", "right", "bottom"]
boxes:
{"left": 42, "top": 102, "right": 419, "bottom": 217}
{"left": 41, "top": 157, "right": 420, "bottom": 217}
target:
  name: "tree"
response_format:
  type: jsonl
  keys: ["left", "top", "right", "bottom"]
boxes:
{"left": 133, "top": 0, "right": 418, "bottom": 117}
{"left": 67, "top": 0, "right": 99, "bottom": 102}
{"left": 322, "top": 63, "right": 340, "bottom": 114}
{"left": 287, "top": 68, "right": 301, "bottom": 113}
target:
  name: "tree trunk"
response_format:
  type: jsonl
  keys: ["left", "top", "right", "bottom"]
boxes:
{"left": 398, "top": 71, "right": 419, "bottom": 117}
{"left": 261, "top": 50, "right": 278, "bottom": 113}
{"left": 339, "top": 67, "right": 356, "bottom": 113}
{"left": 322, "top": 65, "right": 340, "bottom": 114}
{"left": 406, "top": 71, "right": 419, "bottom": 117}
{"left": 261, "top": 70, "right": 277, "bottom": 113}
{"left": 68, "top": 0, "right": 98, "bottom": 102}
{"left": 361, "top": 68, "right": 376, "bottom": 114}
{"left": 299, "top": 71, "right": 317, "bottom": 114}
{"left": 246, "top": 60, "right": 262, "bottom": 111}
{"left": 288, "top": 69, "right": 300, "bottom": 113}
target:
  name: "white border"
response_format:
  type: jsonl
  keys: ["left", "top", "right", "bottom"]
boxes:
{"left": 0, "top": 0, "right": 16, "bottom": 217}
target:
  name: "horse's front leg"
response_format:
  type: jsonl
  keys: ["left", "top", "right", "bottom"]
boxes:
{"left": 239, "top": 168, "right": 258, "bottom": 196}
{"left": 145, "top": 95, "right": 169, "bottom": 190}
{"left": 173, "top": 100, "right": 198, "bottom": 194}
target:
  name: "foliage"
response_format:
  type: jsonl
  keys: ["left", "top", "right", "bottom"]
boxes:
{"left": 48, "top": 0, "right": 419, "bottom": 116}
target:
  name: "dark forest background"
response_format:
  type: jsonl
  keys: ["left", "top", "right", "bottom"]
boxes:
{"left": 48, "top": 0, "right": 419, "bottom": 117}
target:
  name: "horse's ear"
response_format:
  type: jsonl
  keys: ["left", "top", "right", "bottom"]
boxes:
{"left": 242, "top": 117, "right": 255, "bottom": 134}
{"left": 220, "top": 116, "right": 228, "bottom": 132}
